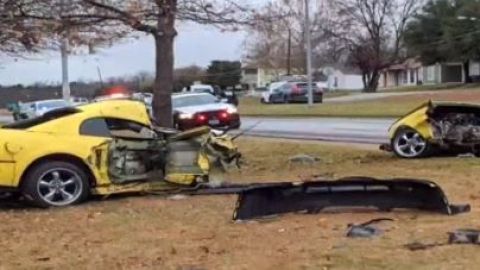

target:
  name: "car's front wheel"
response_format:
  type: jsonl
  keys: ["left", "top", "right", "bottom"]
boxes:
{"left": 392, "top": 128, "right": 431, "bottom": 158}
{"left": 22, "top": 161, "right": 90, "bottom": 208}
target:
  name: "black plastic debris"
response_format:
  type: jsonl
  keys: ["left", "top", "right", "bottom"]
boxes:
{"left": 405, "top": 229, "right": 480, "bottom": 251}
{"left": 448, "top": 229, "right": 480, "bottom": 244}
{"left": 346, "top": 218, "right": 394, "bottom": 238}
{"left": 404, "top": 241, "right": 446, "bottom": 251}
{"left": 233, "top": 177, "right": 470, "bottom": 220}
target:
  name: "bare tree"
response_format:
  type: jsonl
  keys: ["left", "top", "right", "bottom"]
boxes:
{"left": 244, "top": 0, "right": 324, "bottom": 74}
{"left": 324, "top": 0, "right": 422, "bottom": 92}
{"left": 173, "top": 65, "right": 205, "bottom": 92}
{"left": 31, "top": 0, "right": 258, "bottom": 127}
{"left": 0, "top": 0, "right": 43, "bottom": 54}
{"left": 244, "top": 0, "right": 348, "bottom": 76}
{"left": 3, "top": 0, "right": 128, "bottom": 100}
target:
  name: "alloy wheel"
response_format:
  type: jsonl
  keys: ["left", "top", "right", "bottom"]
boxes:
{"left": 394, "top": 130, "right": 427, "bottom": 158}
{"left": 36, "top": 168, "right": 84, "bottom": 206}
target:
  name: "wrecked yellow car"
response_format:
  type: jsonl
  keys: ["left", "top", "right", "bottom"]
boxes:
{"left": 0, "top": 100, "right": 239, "bottom": 207}
{"left": 381, "top": 101, "right": 480, "bottom": 158}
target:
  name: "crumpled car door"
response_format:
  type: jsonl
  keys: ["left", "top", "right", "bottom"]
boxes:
{"left": 89, "top": 140, "right": 112, "bottom": 186}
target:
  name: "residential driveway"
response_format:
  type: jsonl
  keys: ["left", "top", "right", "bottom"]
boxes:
{"left": 324, "top": 91, "right": 437, "bottom": 103}
{"left": 239, "top": 117, "right": 395, "bottom": 144}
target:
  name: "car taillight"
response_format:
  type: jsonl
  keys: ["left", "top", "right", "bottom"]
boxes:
{"left": 196, "top": 113, "right": 207, "bottom": 123}
{"left": 219, "top": 111, "right": 229, "bottom": 120}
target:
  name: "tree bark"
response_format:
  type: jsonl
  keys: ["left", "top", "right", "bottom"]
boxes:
{"left": 153, "top": 34, "right": 174, "bottom": 127}
{"left": 362, "top": 72, "right": 368, "bottom": 90}
{"left": 364, "top": 70, "right": 380, "bottom": 93}
{"left": 152, "top": 2, "right": 176, "bottom": 128}
{"left": 464, "top": 61, "right": 472, "bottom": 84}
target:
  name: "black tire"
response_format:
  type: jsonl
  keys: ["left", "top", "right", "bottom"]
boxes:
{"left": 21, "top": 161, "right": 90, "bottom": 208}
{"left": 282, "top": 95, "right": 289, "bottom": 104}
{"left": 391, "top": 127, "right": 432, "bottom": 158}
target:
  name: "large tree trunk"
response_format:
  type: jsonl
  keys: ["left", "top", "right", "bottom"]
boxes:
{"left": 362, "top": 72, "right": 368, "bottom": 90}
{"left": 152, "top": 5, "right": 176, "bottom": 127}
{"left": 364, "top": 70, "right": 380, "bottom": 93}
{"left": 464, "top": 61, "right": 472, "bottom": 84}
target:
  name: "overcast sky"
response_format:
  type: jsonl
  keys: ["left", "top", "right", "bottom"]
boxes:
{"left": 0, "top": 24, "right": 246, "bottom": 86}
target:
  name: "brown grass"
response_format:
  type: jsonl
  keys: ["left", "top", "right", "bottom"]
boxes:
{"left": 1, "top": 138, "right": 480, "bottom": 270}
{"left": 240, "top": 88, "right": 480, "bottom": 118}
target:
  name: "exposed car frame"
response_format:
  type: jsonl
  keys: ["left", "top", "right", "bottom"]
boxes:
{"left": 382, "top": 101, "right": 480, "bottom": 158}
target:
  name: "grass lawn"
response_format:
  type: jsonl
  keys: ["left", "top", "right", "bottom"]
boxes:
{"left": 1, "top": 138, "right": 480, "bottom": 269}
{"left": 239, "top": 96, "right": 418, "bottom": 118}
{"left": 379, "top": 83, "right": 480, "bottom": 93}
{"left": 240, "top": 88, "right": 480, "bottom": 118}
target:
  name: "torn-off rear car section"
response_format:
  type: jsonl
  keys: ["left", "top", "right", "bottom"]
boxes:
{"left": 88, "top": 126, "right": 242, "bottom": 188}
{"left": 233, "top": 177, "right": 470, "bottom": 220}
{"left": 382, "top": 101, "right": 480, "bottom": 156}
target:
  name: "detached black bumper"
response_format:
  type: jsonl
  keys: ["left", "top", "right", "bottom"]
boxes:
{"left": 233, "top": 177, "right": 470, "bottom": 220}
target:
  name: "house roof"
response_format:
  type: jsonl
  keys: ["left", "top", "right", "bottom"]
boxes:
{"left": 386, "top": 58, "right": 423, "bottom": 71}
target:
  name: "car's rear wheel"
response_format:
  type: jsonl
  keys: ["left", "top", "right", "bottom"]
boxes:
{"left": 22, "top": 161, "right": 90, "bottom": 208}
{"left": 392, "top": 128, "right": 431, "bottom": 158}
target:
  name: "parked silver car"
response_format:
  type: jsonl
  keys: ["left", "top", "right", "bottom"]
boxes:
{"left": 17, "top": 99, "right": 72, "bottom": 120}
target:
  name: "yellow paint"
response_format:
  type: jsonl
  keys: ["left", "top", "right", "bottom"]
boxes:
{"left": 164, "top": 174, "right": 197, "bottom": 186}
{"left": 388, "top": 102, "right": 433, "bottom": 139}
{"left": 197, "top": 152, "right": 210, "bottom": 173}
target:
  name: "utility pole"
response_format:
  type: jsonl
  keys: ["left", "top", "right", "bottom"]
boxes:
{"left": 287, "top": 28, "right": 292, "bottom": 75}
{"left": 60, "top": 0, "right": 70, "bottom": 100}
{"left": 97, "top": 65, "right": 104, "bottom": 88}
{"left": 304, "top": 0, "right": 314, "bottom": 106}
{"left": 61, "top": 38, "right": 71, "bottom": 100}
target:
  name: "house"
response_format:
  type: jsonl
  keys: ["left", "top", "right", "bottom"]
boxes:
{"left": 380, "top": 58, "right": 424, "bottom": 88}
{"left": 380, "top": 58, "right": 480, "bottom": 89}
{"left": 241, "top": 64, "right": 364, "bottom": 91}
{"left": 320, "top": 66, "right": 364, "bottom": 91}
{"left": 240, "top": 65, "right": 287, "bottom": 90}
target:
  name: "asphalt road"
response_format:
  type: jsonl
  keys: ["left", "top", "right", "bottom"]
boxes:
{"left": 240, "top": 117, "right": 396, "bottom": 144}
{"left": 0, "top": 114, "right": 393, "bottom": 145}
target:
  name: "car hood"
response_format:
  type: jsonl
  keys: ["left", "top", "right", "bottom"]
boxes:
{"left": 174, "top": 103, "right": 235, "bottom": 114}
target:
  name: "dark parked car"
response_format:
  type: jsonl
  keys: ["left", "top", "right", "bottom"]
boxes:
{"left": 172, "top": 93, "right": 241, "bottom": 130}
{"left": 261, "top": 82, "right": 323, "bottom": 104}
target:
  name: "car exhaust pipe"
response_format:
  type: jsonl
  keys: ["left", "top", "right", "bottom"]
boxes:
{"left": 232, "top": 177, "right": 470, "bottom": 220}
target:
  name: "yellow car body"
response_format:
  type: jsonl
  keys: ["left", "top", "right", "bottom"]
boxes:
{"left": 384, "top": 101, "right": 480, "bottom": 158}
{"left": 387, "top": 101, "right": 434, "bottom": 140}
{"left": 0, "top": 99, "right": 239, "bottom": 207}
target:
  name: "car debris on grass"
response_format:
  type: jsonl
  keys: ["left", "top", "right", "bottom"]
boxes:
{"left": 346, "top": 218, "right": 394, "bottom": 238}
{"left": 232, "top": 177, "right": 470, "bottom": 221}
{"left": 404, "top": 229, "right": 480, "bottom": 251}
